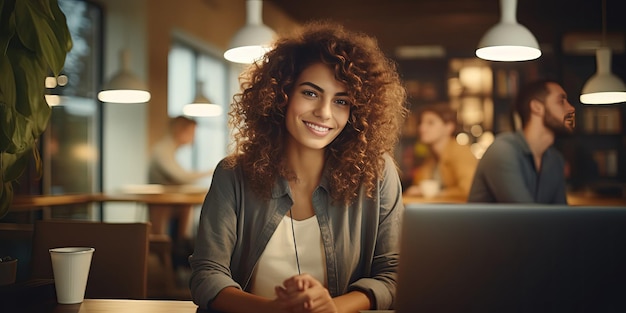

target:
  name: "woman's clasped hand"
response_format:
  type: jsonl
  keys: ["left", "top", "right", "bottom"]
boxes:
{"left": 275, "top": 274, "right": 338, "bottom": 313}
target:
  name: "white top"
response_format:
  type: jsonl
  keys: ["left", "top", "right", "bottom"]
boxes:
{"left": 250, "top": 215, "right": 326, "bottom": 298}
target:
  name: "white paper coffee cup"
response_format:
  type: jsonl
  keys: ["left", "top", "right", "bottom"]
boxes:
{"left": 49, "top": 247, "right": 95, "bottom": 304}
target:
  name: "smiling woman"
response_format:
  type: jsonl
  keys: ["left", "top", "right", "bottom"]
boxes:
{"left": 284, "top": 63, "right": 351, "bottom": 152}
{"left": 188, "top": 21, "right": 408, "bottom": 313}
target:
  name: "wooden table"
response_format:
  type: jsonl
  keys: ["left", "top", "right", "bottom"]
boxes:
{"left": 0, "top": 280, "right": 204, "bottom": 312}
{"left": 565, "top": 192, "right": 626, "bottom": 206}
{"left": 51, "top": 299, "right": 203, "bottom": 313}
{"left": 402, "top": 195, "right": 466, "bottom": 204}
{"left": 11, "top": 191, "right": 207, "bottom": 210}
{"left": 95, "top": 192, "right": 207, "bottom": 206}
{"left": 10, "top": 194, "right": 96, "bottom": 212}
{"left": 10, "top": 191, "right": 208, "bottom": 213}
{"left": 10, "top": 189, "right": 625, "bottom": 213}
{"left": 402, "top": 193, "right": 626, "bottom": 207}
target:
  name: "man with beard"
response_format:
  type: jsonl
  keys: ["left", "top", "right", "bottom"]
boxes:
{"left": 468, "top": 79, "right": 575, "bottom": 203}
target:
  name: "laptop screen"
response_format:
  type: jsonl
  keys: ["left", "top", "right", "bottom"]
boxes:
{"left": 395, "top": 203, "right": 626, "bottom": 313}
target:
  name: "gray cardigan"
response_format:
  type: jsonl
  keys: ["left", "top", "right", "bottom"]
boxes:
{"left": 189, "top": 154, "right": 404, "bottom": 311}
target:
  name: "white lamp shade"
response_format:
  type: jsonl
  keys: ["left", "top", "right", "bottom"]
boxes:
{"left": 476, "top": 0, "right": 541, "bottom": 62}
{"left": 224, "top": 0, "right": 275, "bottom": 64}
{"left": 580, "top": 48, "right": 626, "bottom": 104}
{"left": 98, "top": 50, "right": 151, "bottom": 103}
{"left": 45, "top": 94, "right": 61, "bottom": 106}
{"left": 183, "top": 103, "right": 223, "bottom": 117}
{"left": 183, "top": 82, "right": 223, "bottom": 117}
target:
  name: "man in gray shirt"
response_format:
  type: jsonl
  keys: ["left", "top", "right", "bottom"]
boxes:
{"left": 468, "top": 79, "right": 575, "bottom": 203}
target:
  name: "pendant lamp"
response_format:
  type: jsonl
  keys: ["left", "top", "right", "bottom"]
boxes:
{"left": 183, "top": 82, "right": 223, "bottom": 117}
{"left": 98, "top": 49, "right": 151, "bottom": 103}
{"left": 45, "top": 75, "right": 65, "bottom": 106}
{"left": 223, "top": 0, "right": 275, "bottom": 64}
{"left": 476, "top": 0, "right": 541, "bottom": 62}
{"left": 579, "top": 0, "right": 626, "bottom": 105}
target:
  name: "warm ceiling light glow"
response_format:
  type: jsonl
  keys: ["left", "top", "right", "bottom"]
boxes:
{"left": 579, "top": 0, "right": 626, "bottom": 105}
{"left": 456, "top": 133, "right": 470, "bottom": 146}
{"left": 183, "top": 103, "right": 223, "bottom": 117}
{"left": 45, "top": 77, "right": 58, "bottom": 88}
{"left": 182, "top": 82, "right": 223, "bottom": 117}
{"left": 224, "top": 0, "right": 275, "bottom": 64}
{"left": 57, "top": 74, "right": 69, "bottom": 86}
{"left": 45, "top": 95, "right": 61, "bottom": 106}
{"left": 580, "top": 49, "right": 626, "bottom": 104}
{"left": 476, "top": 0, "right": 541, "bottom": 62}
{"left": 98, "top": 50, "right": 151, "bottom": 103}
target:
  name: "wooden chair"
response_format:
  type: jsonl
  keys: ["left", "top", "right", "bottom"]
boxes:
{"left": 30, "top": 220, "right": 150, "bottom": 299}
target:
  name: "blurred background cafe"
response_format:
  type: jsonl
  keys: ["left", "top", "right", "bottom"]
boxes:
{"left": 1, "top": 0, "right": 626, "bottom": 305}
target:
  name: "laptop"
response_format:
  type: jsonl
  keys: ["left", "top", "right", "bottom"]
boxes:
{"left": 395, "top": 203, "right": 626, "bottom": 313}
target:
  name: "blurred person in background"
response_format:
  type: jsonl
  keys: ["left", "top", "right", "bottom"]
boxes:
{"left": 468, "top": 79, "right": 575, "bottom": 203}
{"left": 404, "top": 104, "right": 477, "bottom": 200}
{"left": 148, "top": 116, "right": 213, "bottom": 269}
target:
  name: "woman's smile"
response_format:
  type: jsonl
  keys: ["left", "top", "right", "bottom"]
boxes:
{"left": 285, "top": 62, "right": 350, "bottom": 150}
{"left": 304, "top": 121, "right": 331, "bottom": 136}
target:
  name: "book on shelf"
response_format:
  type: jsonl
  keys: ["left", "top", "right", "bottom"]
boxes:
{"left": 582, "top": 107, "right": 622, "bottom": 134}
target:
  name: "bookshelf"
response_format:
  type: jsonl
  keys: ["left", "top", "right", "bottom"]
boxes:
{"left": 557, "top": 52, "right": 626, "bottom": 196}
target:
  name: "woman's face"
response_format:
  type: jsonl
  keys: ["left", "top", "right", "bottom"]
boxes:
{"left": 285, "top": 62, "right": 351, "bottom": 151}
{"left": 418, "top": 111, "right": 452, "bottom": 145}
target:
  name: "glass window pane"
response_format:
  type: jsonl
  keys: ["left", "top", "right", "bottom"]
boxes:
{"left": 168, "top": 45, "right": 195, "bottom": 116}
{"left": 167, "top": 41, "right": 232, "bottom": 185}
{"left": 46, "top": 0, "right": 102, "bottom": 219}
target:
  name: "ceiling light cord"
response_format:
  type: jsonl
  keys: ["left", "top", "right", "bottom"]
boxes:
{"left": 579, "top": 0, "right": 626, "bottom": 105}
{"left": 601, "top": 0, "right": 607, "bottom": 46}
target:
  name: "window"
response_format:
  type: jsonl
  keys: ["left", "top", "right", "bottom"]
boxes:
{"left": 44, "top": 0, "right": 102, "bottom": 220}
{"left": 168, "top": 40, "right": 232, "bottom": 184}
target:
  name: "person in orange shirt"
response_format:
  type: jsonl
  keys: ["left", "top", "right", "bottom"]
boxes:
{"left": 404, "top": 104, "right": 477, "bottom": 200}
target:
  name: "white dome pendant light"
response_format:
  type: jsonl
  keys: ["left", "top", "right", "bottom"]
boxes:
{"left": 183, "top": 81, "right": 223, "bottom": 117}
{"left": 224, "top": 0, "right": 276, "bottom": 64}
{"left": 98, "top": 49, "right": 151, "bottom": 103}
{"left": 580, "top": 0, "right": 626, "bottom": 105}
{"left": 476, "top": 0, "right": 541, "bottom": 62}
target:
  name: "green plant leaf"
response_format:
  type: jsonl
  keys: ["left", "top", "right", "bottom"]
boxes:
{"left": 39, "top": 0, "right": 55, "bottom": 17}
{"left": 1, "top": 150, "right": 29, "bottom": 182}
{"left": 48, "top": 0, "right": 73, "bottom": 74}
{"left": 10, "top": 47, "right": 46, "bottom": 117}
{"left": 0, "top": 0, "right": 17, "bottom": 56}
{"left": 0, "top": 52, "right": 17, "bottom": 107}
{"left": 5, "top": 112, "right": 36, "bottom": 155}
{"left": 31, "top": 142, "right": 43, "bottom": 179}
{"left": 0, "top": 0, "right": 68, "bottom": 218}
{"left": 0, "top": 51, "right": 17, "bottom": 106}
{"left": 0, "top": 49, "right": 19, "bottom": 154}
{"left": 13, "top": 0, "right": 38, "bottom": 53}
{"left": 0, "top": 101, "right": 16, "bottom": 153}
{"left": 31, "top": 97, "right": 52, "bottom": 138}
{"left": 16, "top": 0, "right": 72, "bottom": 76}
{"left": 0, "top": 181, "right": 14, "bottom": 220}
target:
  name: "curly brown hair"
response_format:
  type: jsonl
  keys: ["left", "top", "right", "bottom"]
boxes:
{"left": 226, "top": 21, "right": 407, "bottom": 204}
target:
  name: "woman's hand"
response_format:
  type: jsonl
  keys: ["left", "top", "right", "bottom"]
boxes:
{"left": 275, "top": 274, "right": 338, "bottom": 313}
